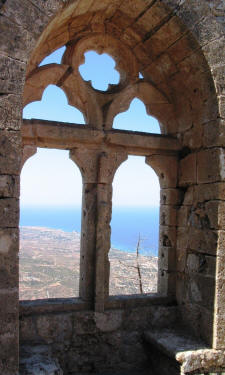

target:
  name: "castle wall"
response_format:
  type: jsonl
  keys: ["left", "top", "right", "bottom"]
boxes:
{"left": 0, "top": 1, "right": 224, "bottom": 373}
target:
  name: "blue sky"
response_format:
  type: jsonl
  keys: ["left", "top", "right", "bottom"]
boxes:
{"left": 21, "top": 48, "right": 160, "bottom": 207}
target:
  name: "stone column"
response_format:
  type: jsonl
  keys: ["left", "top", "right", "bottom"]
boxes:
{"left": 95, "top": 151, "right": 127, "bottom": 312}
{"left": 70, "top": 149, "right": 99, "bottom": 305}
{"left": 70, "top": 148, "right": 127, "bottom": 311}
{"left": 146, "top": 153, "right": 179, "bottom": 297}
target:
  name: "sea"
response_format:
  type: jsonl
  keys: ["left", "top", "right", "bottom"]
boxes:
{"left": 20, "top": 206, "right": 159, "bottom": 256}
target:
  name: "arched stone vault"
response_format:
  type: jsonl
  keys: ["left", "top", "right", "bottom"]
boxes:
{"left": 0, "top": 0, "right": 224, "bottom": 374}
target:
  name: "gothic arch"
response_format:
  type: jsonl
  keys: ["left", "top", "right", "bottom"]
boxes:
{"left": 0, "top": 1, "right": 224, "bottom": 373}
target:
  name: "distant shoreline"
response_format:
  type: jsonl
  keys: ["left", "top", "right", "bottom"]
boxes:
{"left": 20, "top": 225, "right": 158, "bottom": 258}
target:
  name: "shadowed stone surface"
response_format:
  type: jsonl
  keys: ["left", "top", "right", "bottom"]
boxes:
{"left": 0, "top": 0, "right": 224, "bottom": 374}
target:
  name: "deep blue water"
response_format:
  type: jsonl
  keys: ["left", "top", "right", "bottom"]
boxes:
{"left": 20, "top": 206, "right": 159, "bottom": 256}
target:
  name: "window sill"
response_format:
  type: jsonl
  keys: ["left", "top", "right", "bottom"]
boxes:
{"left": 19, "top": 294, "right": 175, "bottom": 316}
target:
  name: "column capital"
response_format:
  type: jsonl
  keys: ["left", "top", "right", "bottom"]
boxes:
{"left": 70, "top": 148, "right": 127, "bottom": 184}
{"left": 99, "top": 151, "right": 128, "bottom": 184}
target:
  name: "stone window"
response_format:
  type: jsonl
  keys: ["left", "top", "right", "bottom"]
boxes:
{"left": 22, "top": 34, "right": 181, "bottom": 312}
{"left": 20, "top": 147, "right": 82, "bottom": 300}
{"left": 109, "top": 155, "right": 160, "bottom": 296}
{"left": 113, "top": 98, "right": 161, "bottom": 133}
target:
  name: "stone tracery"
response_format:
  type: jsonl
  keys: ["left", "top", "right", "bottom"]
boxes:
{"left": 0, "top": 0, "right": 224, "bottom": 373}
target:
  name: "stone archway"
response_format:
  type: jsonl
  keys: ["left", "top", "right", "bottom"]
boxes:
{"left": 0, "top": 1, "right": 224, "bottom": 374}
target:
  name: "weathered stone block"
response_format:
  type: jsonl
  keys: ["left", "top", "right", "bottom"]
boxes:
{"left": 146, "top": 154, "right": 178, "bottom": 188}
{"left": 0, "top": 228, "right": 18, "bottom": 255}
{"left": 219, "top": 95, "right": 225, "bottom": 118}
{"left": 216, "top": 255, "right": 225, "bottom": 282}
{"left": 0, "top": 55, "right": 26, "bottom": 94}
{"left": 159, "top": 225, "right": 177, "bottom": 248}
{"left": 189, "top": 228, "right": 218, "bottom": 256}
{"left": 177, "top": 227, "right": 218, "bottom": 256}
{"left": 36, "top": 313, "right": 73, "bottom": 344}
{"left": 188, "top": 274, "right": 215, "bottom": 309}
{"left": 212, "top": 65, "right": 225, "bottom": 96}
{"left": 176, "top": 246, "right": 187, "bottom": 273}
{"left": 194, "top": 182, "right": 225, "bottom": 203}
{"left": 0, "top": 332, "right": 18, "bottom": 375}
{"left": 0, "top": 0, "right": 49, "bottom": 38}
{"left": 203, "top": 119, "right": 225, "bottom": 147}
{"left": 177, "top": 205, "right": 190, "bottom": 227}
{"left": 0, "top": 130, "right": 22, "bottom": 175}
{"left": 158, "top": 268, "right": 176, "bottom": 296}
{"left": 144, "top": 53, "right": 178, "bottom": 84}
{"left": 183, "top": 186, "right": 194, "bottom": 205}
{"left": 0, "top": 15, "right": 34, "bottom": 61}
{"left": 0, "top": 198, "right": 19, "bottom": 228}
{"left": 0, "top": 253, "right": 18, "bottom": 288}
{"left": 175, "top": 0, "right": 209, "bottom": 28}
{"left": 28, "top": 0, "right": 62, "bottom": 17}
{"left": 202, "top": 36, "right": 225, "bottom": 67}
{"left": 19, "top": 316, "right": 39, "bottom": 343}
{"left": 20, "top": 345, "right": 63, "bottom": 375}
{"left": 119, "top": 0, "right": 149, "bottom": 21}
{"left": 167, "top": 32, "right": 199, "bottom": 64}
{"left": 99, "top": 152, "right": 127, "bottom": 184}
{"left": 160, "top": 188, "right": 182, "bottom": 205}
{"left": 205, "top": 201, "right": 225, "bottom": 230}
{"left": 192, "top": 13, "right": 224, "bottom": 45}
{"left": 186, "top": 253, "right": 216, "bottom": 278}
{"left": 218, "top": 230, "right": 225, "bottom": 257}
{"left": 158, "top": 246, "right": 176, "bottom": 271}
{"left": 0, "top": 94, "right": 22, "bottom": 130}
{"left": 72, "top": 311, "right": 98, "bottom": 335}
{"left": 0, "top": 289, "right": 18, "bottom": 341}
{"left": 136, "top": 1, "right": 169, "bottom": 32}
{"left": 160, "top": 205, "right": 177, "bottom": 226}
{"left": 179, "top": 303, "right": 214, "bottom": 346}
{"left": 179, "top": 153, "right": 196, "bottom": 186}
{"left": 0, "top": 175, "right": 19, "bottom": 198}
{"left": 197, "top": 148, "right": 225, "bottom": 184}
{"left": 144, "top": 16, "right": 186, "bottom": 59}
{"left": 183, "top": 123, "right": 204, "bottom": 150}
{"left": 94, "top": 310, "right": 123, "bottom": 332}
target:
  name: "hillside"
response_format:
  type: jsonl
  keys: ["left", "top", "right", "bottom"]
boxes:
{"left": 19, "top": 226, "right": 158, "bottom": 300}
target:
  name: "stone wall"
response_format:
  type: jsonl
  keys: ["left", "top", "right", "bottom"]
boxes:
{"left": 0, "top": 0, "right": 224, "bottom": 374}
{"left": 20, "top": 301, "right": 178, "bottom": 374}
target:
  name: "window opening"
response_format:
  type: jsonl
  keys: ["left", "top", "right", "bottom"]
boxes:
{"left": 139, "top": 72, "right": 144, "bottom": 79}
{"left": 39, "top": 46, "right": 66, "bottom": 66}
{"left": 23, "top": 85, "right": 85, "bottom": 124}
{"left": 109, "top": 156, "right": 160, "bottom": 295}
{"left": 113, "top": 98, "right": 161, "bottom": 133}
{"left": 19, "top": 148, "right": 82, "bottom": 300}
{"left": 79, "top": 51, "right": 120, "bottom": 91}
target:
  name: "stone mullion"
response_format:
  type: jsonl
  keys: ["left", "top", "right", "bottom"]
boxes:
{"left": 79, "top": 182, "right": 98, "bottom": 304}
{"left": 94, "top": 151, "right": 127, "bottom": 312}
{"left": 146, "top": 153, "right": 179, "bottom": 297}
{"left": 70, "top": 149, "right": 127, "bottom": 311}
{"left": 95, "top": 183, "right": 112, "bottom": 312}
{"left": 70, "top": 149, "right": 99, "bottom": 306}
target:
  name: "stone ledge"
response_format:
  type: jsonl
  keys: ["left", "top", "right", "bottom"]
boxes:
{"left": 19, "top": 295, "right": 175, "bottom": 316}
{"left": 144, "top": 329, "right": 225, "bottom": 374}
